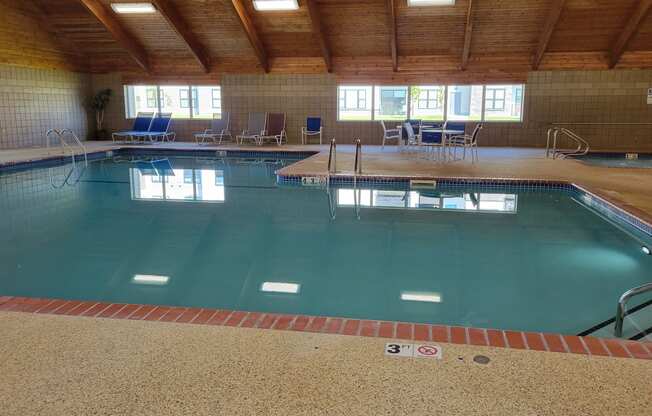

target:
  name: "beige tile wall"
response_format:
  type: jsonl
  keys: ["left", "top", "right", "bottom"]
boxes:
{"left": 93, "top": 69, "right": 652, "bottom": 150}
{"left": 0, "top": 64, "right": 91, "bottom": 149}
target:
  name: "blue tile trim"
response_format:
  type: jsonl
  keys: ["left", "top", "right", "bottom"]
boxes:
{"left": 0, "top": 151, "right": 108, "bottom": 173}
{"left": 575, "top": 188, "right": 652, "bottom": 237}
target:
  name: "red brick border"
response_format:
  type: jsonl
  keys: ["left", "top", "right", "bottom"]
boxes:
{"left": 0, "top": 296, "right": 650, "bottom": 360}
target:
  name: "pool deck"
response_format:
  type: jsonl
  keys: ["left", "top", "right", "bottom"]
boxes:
{"left": 1, "top": 141, "right": 652, "bottom": 415}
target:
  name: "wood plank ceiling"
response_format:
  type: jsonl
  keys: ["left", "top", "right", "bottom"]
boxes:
{"left": 18, "top": 0, "right": 652, "bottom": 82}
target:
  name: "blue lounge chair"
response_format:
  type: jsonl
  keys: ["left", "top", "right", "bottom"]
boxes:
{"left": 301, "top": 117, "right": 322, "bottom": 144}
{"left": 131, "top": 113, "right": 175, "bottom": 143}
{"left": 112, "top": 112, "right": 154, "bottom": 143}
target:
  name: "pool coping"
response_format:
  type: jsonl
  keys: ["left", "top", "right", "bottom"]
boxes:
{"left": 0, "top": 296, "right": 650, "bottom": 360}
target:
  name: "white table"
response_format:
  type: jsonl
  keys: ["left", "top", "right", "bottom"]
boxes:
{"left": 420, "top": 128, "right": 464, "bottom": 161}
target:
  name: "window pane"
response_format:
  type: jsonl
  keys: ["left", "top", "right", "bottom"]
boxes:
{"left": 159, "top": 85, "right": 191, "bottom": 119}
{"left": 374, "top": 86, "right": 408, "bottom": 121}
{"left": 447, "top": 85, "right": 483, "bottom": 121}
{"left": 338, "top": 86, "right": 372, "bottom": 121}
{"left": 124, "top": 85, "right": 157, "bottom": 118}
{"left": 410, "top": 85, "right": 444, "bottom": 121}
{"left": 193, "top": 86, "right": 221, "bottom": 119}
{"left": 483, "top": 84, "right": 524, "bottom": 122}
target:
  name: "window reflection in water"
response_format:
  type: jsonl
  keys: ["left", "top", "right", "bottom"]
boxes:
{"left": 337, "top": 189, "right": 517, "bottom": 213}
{"left": 129, "top": 163, "right": 225, "bottom": 202}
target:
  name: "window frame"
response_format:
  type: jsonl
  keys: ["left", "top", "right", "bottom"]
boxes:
{"left": 125, "top": 84, "right": 221, "bottom": 120}
{"left": 485, "top": 87, "right": 506, "bottom": 111}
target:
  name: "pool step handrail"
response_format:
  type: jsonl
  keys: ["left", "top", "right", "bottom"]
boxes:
{"left": 546, "top": 127, "right": 590, "bottom": 159}
{"left": 59, "top": 128, "right": 88, "bottom": 166}
{"left": 354, "top": 139, "right": 362, "bottom": 175}
{"left": 614, "top": 282, "right": 652, "bottom": 337}
{"left": 328, "top": 138, "right": 337, "bottom": 174}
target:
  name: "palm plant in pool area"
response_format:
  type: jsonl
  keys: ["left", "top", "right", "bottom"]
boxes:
{"left": 90, "top": 89, "right": 112, "bottom": 139}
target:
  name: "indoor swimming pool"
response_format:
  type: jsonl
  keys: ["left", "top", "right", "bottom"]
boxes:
{"left": 1, "top": 151, "right": 651, "bottom": 338}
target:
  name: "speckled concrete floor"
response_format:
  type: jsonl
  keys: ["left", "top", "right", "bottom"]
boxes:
{"left": 1, "top": 312, "right": 650, "bottom": 416}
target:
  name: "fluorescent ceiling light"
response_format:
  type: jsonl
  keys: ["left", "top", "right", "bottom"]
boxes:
{"left": 253, "top": 0, "right": 299, "bottom": 11}
{"left": 408, "top": 0, "right": 456, "bottom": 6}
{"left": 401, "top": 291, "right": 442, "bottom": 303}
{"left": 111, "top": 3, "right": 156, "bottom": 14}
{"left": 261, "top": 282, "right": 300, "bottom": 294}
{"left": 132, "top": 274, "right": 169, "bottom": 285}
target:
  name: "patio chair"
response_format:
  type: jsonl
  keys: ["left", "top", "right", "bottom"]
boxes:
{"left": 420, "top": 121, "right": 446, "bottom": 161}
{"left": 402, "top": 122, "right": 421, "bottom": 153}
{"left": 301, "top": 117, "right": 323, "bottom": 144}
{"left": 449, "top": 123, "right": 483, "bottom": 162}
{"left": 131, "top": 113, "right": 175, "bottom": 143}
{"left": 381, "top": 120, "right": 402, "bottom": 149}
{"left": 112, "top": 112, "right": 154, "bottom": 143}
{"left": 402, "top": 119, "right": 421, "bottom": 146}
{"left": 194, "top": 112, "right": 231, "bottom": 145}
{"left": 261, "top": 112, "right": 287, "bottom": 146}
{"left": 237, "top": 112, "right": 267, "bottom": 145}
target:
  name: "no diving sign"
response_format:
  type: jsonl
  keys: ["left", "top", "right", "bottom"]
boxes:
{"left": 385, "top": 343, "right": 442, "bottom": 359}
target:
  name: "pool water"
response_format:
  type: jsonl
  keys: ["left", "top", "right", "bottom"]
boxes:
{"left": 1, "top": 153, "right": 651, "bottom": 337}
{"left": 574, "top": 153, "right": 652, "bottom": 168}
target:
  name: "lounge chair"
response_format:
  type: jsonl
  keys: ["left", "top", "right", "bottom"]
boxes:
{"left": 301, "top": 117, "right": 322, "bottom": 144}
{"left": 261, "top": 112, "right": 286, "bottom": 146}
{"left": 112, "top": 112, "right": 154, "bottom": 143}
{"left": 131, "top": 113, "right": 175, "bottom": 143}
{"left": 194, "top": 112, "right": 231, "bottom": 145}
{"left": 237, "top": 112, "right": 267, "bottom": 145}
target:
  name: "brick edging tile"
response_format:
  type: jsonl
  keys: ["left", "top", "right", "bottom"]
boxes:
{"left": 1, "top": 296, "right": 650, "bottom": 360}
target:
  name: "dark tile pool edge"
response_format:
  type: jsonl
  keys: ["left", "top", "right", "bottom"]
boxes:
{"left": 1, "top": 296, "right": 650, "bottom": 360}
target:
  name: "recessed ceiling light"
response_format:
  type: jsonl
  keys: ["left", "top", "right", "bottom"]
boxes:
{"left": 401, "top": 291, "right": 442, "bottom": 303}
{"left": 260, "top": 282, "right": 300, "bottom": 294}
{"left": 642, "top": 246, "right": 651, "bottom": 255}
{"left": 111, "top": 3, "right": 156, "bottom": 14}
{"left": 132, "top": 274, "right": 169, "bottom": 285}
{"left": 253, "top": 0, "right": 299, "bottom": 11}
{"left": 408, "top": 0, "right": 456, "bottom": 6}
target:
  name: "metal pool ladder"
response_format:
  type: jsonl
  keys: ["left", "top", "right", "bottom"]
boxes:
{"left": 46, "top": 128, "right": 88, "bottom": 167}
{"left": 327, "top": 138, "right": 337, "bottom": 174}
{"left": 615, "top": 282, "right": 652, "bottom": 338}
{"left": 545, "top": 127, "right": 590, "bottom": 159}
{"left": 354, "top": 139, "right": 362, "bottom": 175}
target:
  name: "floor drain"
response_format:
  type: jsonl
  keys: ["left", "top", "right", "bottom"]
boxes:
{"left": 473, "top": 355, "right": 490, "bottom": 365}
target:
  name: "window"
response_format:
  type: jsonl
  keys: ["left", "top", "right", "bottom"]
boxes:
{"left": 483, "top": 84, "right": 524, "bottom": 122}
{"left": 374, "top": 86, "right": 408, "bottom": 121}
{"left": 180, "top": 88, "right": 190, "bottom": 108}
{"left": 411, "top": 86, "right": 444, "bottom": 121}
{"left": 338, "top": 86, "right": 372, "bottom": 121}
{"left": 485, "top": 88, "right": 505, "bottom": 111}
{"left": 193, "top": 86, "right": 221, "bottom": 119}
{"left": 447, "top": 85, "right": 483, "bottom": 121}
{"left": 124, "top": 84, "right": 221, "bottom": 119}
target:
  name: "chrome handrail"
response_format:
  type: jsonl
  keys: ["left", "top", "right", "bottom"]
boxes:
{"left": 615, "top": 282, "right": 652, "bottom": 337}
{"left": 60, "top": 128, "right": 88, "bottom": 166}
{"left": 354, "top": 139, "right": 362, "bottom": 175}
{"left": 46, "top": 129, "right": 76, "bottom": 169}
{"left": 545, "top": 127, "right": 590, "bottom": 159}
{"left": 327, "top": 138, "right": 336, "bottom": 173}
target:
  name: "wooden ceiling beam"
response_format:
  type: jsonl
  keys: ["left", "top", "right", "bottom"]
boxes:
{"left": 532, "top": 0, "right": 566, "bottom": 70}
{"left": 230, "top": 0, "right": 268, "bottom": 73}
{"left": 77, "top": 0, "right": 149, "bottom": 72}
{"left": 151, "top": 0, "right": 210, "bottom": 73}
{"left": 609, "top": 0, "right": 652, "bottom": 68}
{"left": 461, "top": 0, "right": 475, "bottom": 70}
{"left": 385, "top": 0, "right": 398, "bottom": 72}
{"left": 306, "top": 0, "right": 332, "bottom": 73}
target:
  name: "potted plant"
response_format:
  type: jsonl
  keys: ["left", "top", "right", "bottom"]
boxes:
{"left": 90, "top": 89, "right": 112, "bottom": 139}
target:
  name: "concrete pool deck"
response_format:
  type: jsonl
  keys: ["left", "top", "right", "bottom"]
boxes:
{"left": 1, "top": 142, "right": 652, "bottom": 414}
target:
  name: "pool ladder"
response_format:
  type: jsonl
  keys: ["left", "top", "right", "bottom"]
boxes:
{"left": 46, "top": 128, "right": 88, "bottom": 167}
{"left": 545, "top": 127, "right": 590, "bottom": 159}
{"left": 614, "top": 282, "right": 652, "bottom": 338}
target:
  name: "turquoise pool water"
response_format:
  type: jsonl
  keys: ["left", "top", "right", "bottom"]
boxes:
{"left": 574, "top": 153, "right": 652, "bottom": 168}
{"left": 1, "top": 152, "right": 651, "bottom": 336}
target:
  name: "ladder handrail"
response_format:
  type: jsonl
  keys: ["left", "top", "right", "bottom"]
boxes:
{"left": 615, "top": 282, "right": 652, "bottom": 337}
{"left": 545, "top": 127, "right": 590, "bottom": 159}
{"left": 46, "top": 129, "right": 76, "bottom": 169}
{"left": 327, "top": 138, "right": 336, "bottom": 173}
{"left": 354, "top": 139, "right": 362, "bottom": 175}
{"left": 60, "top": 128, "right": 88, "bottom": 166}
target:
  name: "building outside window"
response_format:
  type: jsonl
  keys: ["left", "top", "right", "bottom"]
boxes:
{"left": 447, "top": 85, "right": 483, "bottom": 121}
{"left": 146, "top": 88, "right": 157, "bottom": 108}
{"left": 374, "top": 86, "right": 408, "bottom": 121}
{"left": 337, "top": 86, "right": 373, "bottom": 120}
{"left": 124, "top": 84, "right": 221, "bottom": 119}
{"left": 485, "top": 88, "right": 505, "bottom": 111}
{"left": 410, "top": 86, "right": 445, "bottom": 121}
{"left": 483, "top": 84, "right": 524, "bottom": 121}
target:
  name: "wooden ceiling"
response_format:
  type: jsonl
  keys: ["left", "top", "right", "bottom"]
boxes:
{"left": 5, "top": 0, "right": 652, "bottom": 82}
